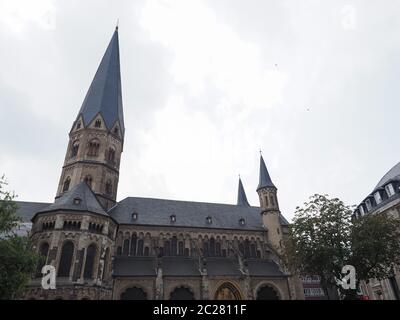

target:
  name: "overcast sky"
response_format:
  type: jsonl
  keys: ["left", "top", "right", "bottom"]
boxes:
{"left": 1, "top": 0, "right": 399, "bottom": 221}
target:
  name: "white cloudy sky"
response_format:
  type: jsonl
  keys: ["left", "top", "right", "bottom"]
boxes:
{"left": 1, "top": 0, "right": 399, "bottom": 221}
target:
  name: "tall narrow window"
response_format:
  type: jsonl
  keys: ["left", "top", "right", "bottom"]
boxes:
{"left": 365, "top": 199, "right": 372, "bottom": 211}
{"left": 58, "top": 241, "right": 74, "bottom": 277}
{"left": 36, "top": 242, "right": 49, "bottom": 277}
{"left": 63, "top": 177, "right": 71, "bottom": 192}
{"left": 171, "top": 237, "right": 177, "bottom": 256}
{"left": 95, "top": 119, "right": 101, "bottom": 128}
{"left": 374, "top": 192, "right": 382, "bottom": 205}
{"left": 123, "top": 239, "right": 130, "bottom": 256}
{"left": 250, "top": 244, "right": 257, "bottom": 258}
{"left": 70, "top": 140, "right": 79, "bottom": 158}
{"left": 203, "top": 241, "right": 209, "bottom": 257}
{"left": 105, "top": 180, "right": 112, "bottom": 196}
{"left": 164, "top": 241, "right": 170, "bottom": 256}
{"left": 386, "top": 184, "right": 395, "bottom": 197}
{"left": 265, "top": 196, "right": 269, "bottom": 207}
{"left": 108, "top": 148, "right": 116, "bottom": 163}
{"left": 87, "top": 139, "right": 100, "bottom": 156}
{"left": 130, "top": 234, "right": 137, "bottom": 256}
{"left": 178, "top": 242, "right": 184, "bottom": 256}
{"left": 244, "top": 240, "right": 250, "bottom": 258}
{"left": 84, "top": 175, "right": 92, "bottom": 188}
{"left": 216, "top": 243, "right": 221, "bottom": 257}
{"left": 359, "top": 205, "right": 365, "bottom": 215}
{"left": 270, "top": 195, "right": 275, "bottom": 207}
{"left": 137, "top": 239, "right": 144, "bottom": 256}
{"left": 83, "top": 244, "right": 97, "bottom": 279}
{"left": 209, "top": 238, "right": 216, "bottom": 257}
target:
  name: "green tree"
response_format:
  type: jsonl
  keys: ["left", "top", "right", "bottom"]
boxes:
{"left": 284, "top": 194, "right": 352, "bottom": 299}
{"left": 285, "top": 193, "right": 400, "bottom": 299}
{"left": 0, "top": 176, "right": 39, "bottom": 299}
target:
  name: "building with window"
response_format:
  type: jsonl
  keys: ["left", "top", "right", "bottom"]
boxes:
{"left": 14, "top": 27, "right": 304, "bottom": 300}
{"left": 353, "top": 161, "right": 400, "bottom": 300}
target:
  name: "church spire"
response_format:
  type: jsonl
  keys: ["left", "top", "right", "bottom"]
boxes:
{"left": 257, "top": 155, "right": 275, "bottom": 191}
{"left": 76, "top": 27, "right": 124, "bottom": 137}
{"left": 237, "top": 177, "right": 250, "bottom": 206}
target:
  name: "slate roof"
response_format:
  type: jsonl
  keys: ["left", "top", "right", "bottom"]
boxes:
{"left": 373, "top": 161, "right": 400, "bottom": 192}
{"left": 257, "top": 155, "right": 275, "bottom": 190}
{"left": 15, "top": 201, "right": 50, "bottom": 222}
{"left": 237, "top": 178, "right": 250, "bottom": 206}
{"left": 109, "top": 197, "right": 289, "bottom": 230}
{"left": 246, "top": 259, "right": 285, "bottom": 277}
{"left": 112, "top": 256, "right": 285, "bottom": 277}
{"left": 77, "top": 27, "right": 125, "bottom": 136}
{"left": 34, "top": 182, "right": 108, "bottom": 217}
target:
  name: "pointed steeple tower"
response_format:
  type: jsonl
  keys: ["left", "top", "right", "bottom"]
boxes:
{"left": 256, "top": 154, "right": 283, "bottom": 252}
{"left": 57, "top": 28, "right": 125, "bottom": 210}
{"left": 75, "top": 26, "right": 124, "bottom": 137}
{"left": 237, "top": 177, "right": 250, "bottom": 206}
{"left": 257, "top": 155, "right": 275, "bottom": 191}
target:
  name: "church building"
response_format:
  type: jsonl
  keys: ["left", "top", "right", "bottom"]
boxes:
{"left": 15, "top": 27, "right": 304, "bottom": 300}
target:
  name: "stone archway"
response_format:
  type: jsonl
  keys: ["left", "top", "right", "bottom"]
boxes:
{"left": 170, "top": 286, "right": 195, "bottom": 300}
{"left": 256, "top": 284, "right": 280, "bottom": 300}
{"left": 214, "top": 282, "right": 243, "bottom": 300}
{"left": 120, "top": 286, "right": 147, "bottom": 300}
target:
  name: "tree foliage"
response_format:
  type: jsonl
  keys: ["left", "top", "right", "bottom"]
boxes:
{"left": 0, "top": 176, "right": 39, "bottom": 299}
{"left": 285, "top": 193, "right": 400, "bottom": 299}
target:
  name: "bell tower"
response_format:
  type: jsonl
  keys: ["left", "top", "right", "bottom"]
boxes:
{"left": 257, "top": 155, "right": 283, "bottom": 251}
{"left": 56, "top": 27, "right": 124, "bottom": 210}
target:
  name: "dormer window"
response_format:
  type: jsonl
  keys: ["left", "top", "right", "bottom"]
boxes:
{"left": 385, "top": 184, "right": 395, "bottom": 197}
{"left": 365, "top": 199, "right": 372, "bottom": 211}
{"left": 132, "top": 212, "right": 138, "bottom": 220}
{"left": 239, "top": 218, "right": 245, "bottom": 226}
{"left": 206, "top": 216, "right": 212, "bottom": 224}
{"left": 359, "top": 205, "right": 365, "bottom": 216}
{"left": 374, "top": 191, "right": 382, "bottom": 205}
{"left": 73, "top": 197, "right": 82, "bottom": 205}
{"left": 76, "top": 121, "right": 81, "bottom": 129}
{"left": 170, "top": 215, "right": 176, "bottom": 223}
{"left": 114, "top": 127, "right": 119, "bottom": 136}
{"left": 95, "top": 119, "right": 101, "bottom": 128}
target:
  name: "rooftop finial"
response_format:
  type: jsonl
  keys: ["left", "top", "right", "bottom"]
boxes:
{"left": 116, "top": 18, "right": 119, "bottom": 30}
{"left": 259, "top": 149, "right": 262, "bottom": 155}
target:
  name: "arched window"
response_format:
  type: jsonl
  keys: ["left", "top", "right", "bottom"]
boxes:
{"left": 164, "top": 241, "right": 170, "bottom": 256}
{"left": 216, "top": 242, "right": 221, "bottom": 257}
{"left": 203, "top": 241, "right": 209, "bottom": 257}
{"left": 171, "top": 236, "right": 177, "bottom": 256}
{"left": 108, "top": 147, "right": 116, "bottom": 163}
{"left": 114, "top": 127, "right": 119, "bottom": 136}
{"left": 270, "top": 195, "right": 275, "bottom": 207}
{"left": 95, "top": 119, "right": 101, "bottom": 128}
{"left": 123, "top": 239, "right": 130, "bottom": 256}
{"left": 184, "top": 248, "right": 189, "bottom": 257}
{"left": 137, "top": 239, "right": 144, "bottom": 256}
{"left": 70, "top": 140, "right": 79, "bottom": 158}
{"left": 105, "top": 180, "right": 112, "bottom": 195}
{"left": 84, "top": 175, "right": 92, "bottom": 188}
{"left": 130, "top": 234, "right": 137, "bottom": 256}
{"left": 83, "top": 244, "right": 97, "bottom": 279}
{"left": 250, "top": 243, "right": 257, "bottom": 258}
{"left": 256, "top": 285, "right": 280, "bottom": 300}
{"left": 76, "top": 121, "right": 81, "bottom": 129}
{"left": 265, "top": 196, "right": 269, "bottom": 207}
{"left": 121, "top": 287, "right": 147, "bottom": 300}
{"left": 210, "top": 238, "right": 216, "bottom": 257}
{"left": 215, "top": 282, "right": 242, "bottom": 300}
{"left": 178, "top": 241, "right": 184, "bottom": 256}
{"left": 238, "top": 243, "right": 244, "bottom": 256}
{"left": 170, "top": 287, "right": 195, "bottom": 300}
{"left": 244, "top": 240, "right": 250, "bottom": 258}
{"left": 36, "top": 242, "right": 49, "bottom": 277}
{"left": 63, "top": 177, "right": 71, "bottom": 192}
{"left": 58, "top": 241, "right": 74, "bottom": 277}
{"left": 87, "top": 139, "right": 100, "bottom": 156}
